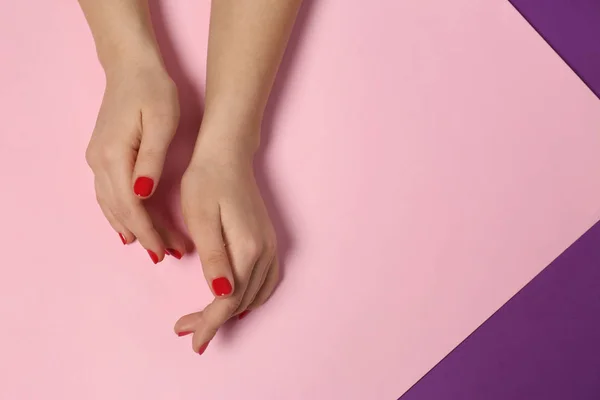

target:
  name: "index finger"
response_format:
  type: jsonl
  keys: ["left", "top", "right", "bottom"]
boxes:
{"left": 108, "top": 155, "right": 165, "bottom": 260}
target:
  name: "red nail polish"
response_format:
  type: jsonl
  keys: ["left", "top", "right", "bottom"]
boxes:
{"left": 133, "top": 176, "right": 154, "bottom": 197}
{"left": 198, "top": 341, "right": 210, "bottom": 355}
{"left": 147, "top": 250, "right": 159, "bottom": 264}
{"left": 211, "top": 277, "right": 232, "bottom": 296}
{"left": 238, "top": 310, "right": 250, "bottom": 320}
{"left": 119, "top": 233, "right": 127, "bottom": 245}
{"left": 177, "top": 331, "right": 192, "bottom": 337}
{"left": 166, "top": 248, "right": 182, "bottom": 259}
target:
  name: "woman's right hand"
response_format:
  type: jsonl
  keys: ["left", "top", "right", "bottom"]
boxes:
{"left": 85, "top": 62, "right": 184, "bottom": 263}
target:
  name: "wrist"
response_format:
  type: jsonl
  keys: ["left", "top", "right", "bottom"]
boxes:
{"left": 198, "top": 109, "right": 262, "bottom": 152}
{"left": 96, "top": 34, "right": 164, "bottom": 78}
{"left": 191, "top": 120, "right": 261, "bottom": 169}
{"left": 102, "top": 52, "right": 168, "bottom": 87}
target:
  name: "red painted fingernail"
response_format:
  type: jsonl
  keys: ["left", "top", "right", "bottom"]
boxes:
{"left": 177, "top": 331, "right": 192, "bottom": 337}
{"left": 133, "top": 176, "right": 154, "bottom": 197}
{"left": 238, "top": 310, "right": 251, "bottom": 320}
{"left": 166, "top": 248, "right": 182, "bottom": 259}
{"left": 198, "top": 341, "right": 210, "bottom": 355}
{"left": 119, "top": 233, "right": 127, "bottom": 245}
{"left": 211, "top": 277, "right": 233, "bottom": 296}
{"left": 147, "top": 250, "right": 159, "bottom": 264}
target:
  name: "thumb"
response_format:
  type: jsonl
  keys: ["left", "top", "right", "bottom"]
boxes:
{"left": 186, "top": 205, "right": 235, "bottom": 298}
{"left": 132, "top": 114, "right": 178, "bottom": 198}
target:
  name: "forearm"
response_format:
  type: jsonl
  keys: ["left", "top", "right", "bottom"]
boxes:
{"left": 201, "top": 0, "right": 303, "bottom": 149}
{"left": 78, "top": 0, "right": 163, "bottom": 73}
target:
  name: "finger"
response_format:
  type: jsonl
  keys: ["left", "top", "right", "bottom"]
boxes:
{"left": 247, "top": 255, "right": 280, "bottom": 310}
{"left": 175, "top": 262, "right": 279, "bottom": 354}
{"left": 185, "top": 205, "right": 235, "bottom": 297}
{"left": 107, "top": 153, "right": 166, "bottom": 263}
{"left": 190, "top": 297, "right": 242, "bottom": 353}
{"left": 232, "top": 255, "right": 272, "bottom": 316}
{"left": 132, "top": 113, "right": 178, "bottom": 198}
{"left": 147, "top": 205, "right": 187, "bottom": 259}
{"left": 173, "top": 312, "right": 202, "bottom": 337}
{"left": 111, "top": 200, "right": 165, "bottom": 263}
{"left": 98, "top": 198, "right": 135, "bottom": 245}
{"left": 174, "top": 296, "right": 238, "bottom": 354}
{"left": 95, "top": 177, "right": 135, "bottom": 244}
{"left": 156, "top": 223, "right": 186, "bottom": 260}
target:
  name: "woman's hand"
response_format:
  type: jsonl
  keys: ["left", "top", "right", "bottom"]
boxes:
{"left": 174, "top": 131, "right": 279, "bottom": 354}
{"left": 85, "top": 64, "right": 185, "bottom": 262}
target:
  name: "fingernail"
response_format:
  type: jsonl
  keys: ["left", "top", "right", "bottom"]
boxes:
{"left": 166, "top": 248, "right": 182, "bottom": 259}
{"left": 133, "top": 176, "right": 154, "bottom": 197}
{"left": 147, "top": 250, "right": 159, "bottom": 264}
{"left": 177, "top": 331, "right": 192, "bottom": 337}
{"left": 211, "top": 277, "right": 233, "bottom": 296}
{"left": 198, "top": 341, "right": 210, "bottom": 355}
{"left": 119, "top": 233, "right": 127, "bottom": 245}
{"left": 238, "top": 310, "right": 251, "bottom": 320}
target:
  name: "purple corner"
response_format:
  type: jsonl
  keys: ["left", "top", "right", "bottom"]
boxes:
{"left": 400, "top": 2, "right": 600, "bottom": 397}
{"left": 400, "top": 222, "right": 600, "bottom": 399}
{"left": 509, "top": 0, "right": 600, "bottom": 99}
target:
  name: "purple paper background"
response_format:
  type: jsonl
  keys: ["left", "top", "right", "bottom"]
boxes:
{"left": 399, "top": 1, "right": 600, "bottom": 398}
{"left": 401, "top": 222, "right": 600, "bottom": 399}
{"left": 510, "top": 0, "right": 600, "bottom": 99}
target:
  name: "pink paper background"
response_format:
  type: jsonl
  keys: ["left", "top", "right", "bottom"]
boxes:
{"left": 1, "top": 1, "right": 599, "bottom": 399}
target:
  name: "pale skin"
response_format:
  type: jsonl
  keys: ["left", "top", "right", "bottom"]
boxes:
{"left": 79, "top": 0, "right": 302, "bottom": 354}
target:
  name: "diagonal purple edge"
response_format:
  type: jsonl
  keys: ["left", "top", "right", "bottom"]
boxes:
{"left": 399, "top": 221, "right": 600, "bottom": 399}
{"left": 398, "top": 2, "right": 600, "bottom": 398}
{"left": 508, "top": 0, "right": 600, "bottom": 100}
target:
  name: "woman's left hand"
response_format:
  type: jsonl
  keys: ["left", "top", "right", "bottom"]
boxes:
{"left": 174, "top": 132, "right": 279, "bottom": 354}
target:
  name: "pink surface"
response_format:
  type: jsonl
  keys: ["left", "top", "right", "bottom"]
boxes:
{"left": 1, "top": 1, "right": 599, "bottom": 399}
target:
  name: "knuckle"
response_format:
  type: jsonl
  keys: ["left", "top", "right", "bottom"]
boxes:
{"left": 111, "top": 204, "right": 133, "bottom": 222}
{"left": 264, "top": 237, "right": 278, "bottom": 256}
{"left": 97, "top": 147, "right": 121, "bottom": 166}
{"left": 138, "top": 147, "right": 164, "bottom": 164}
{"left": 85, "top": 145, "right": 100, "bottom": 169}
{"left": 135, "top": 220, "right": 155, "bottom": 234}
{"left": 238, "top": 237, "right": 262, "bottom": 261}
{"left": 202, "top": 248, "right": 229, "bottom": 268}
{"left": 86, "top": 138, "right": 125, "bottom": 170}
